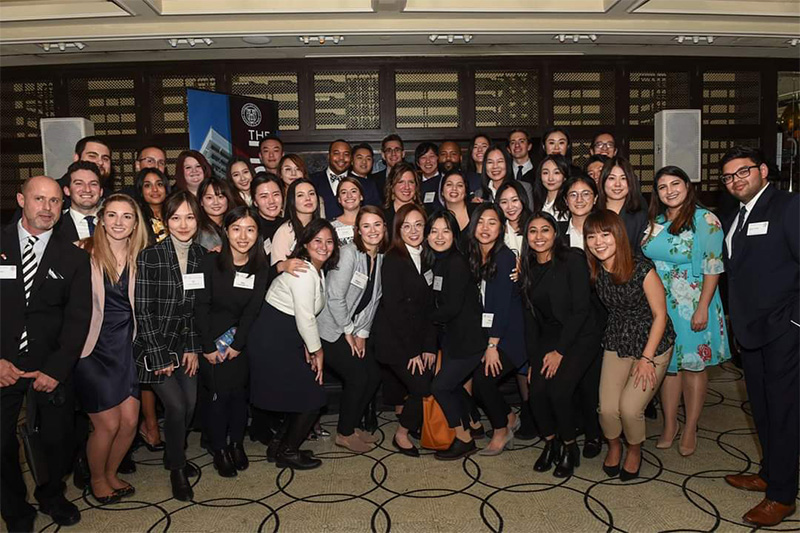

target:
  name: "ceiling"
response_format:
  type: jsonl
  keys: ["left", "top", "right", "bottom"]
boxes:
{"left": 0, "top": 0, "right": 798, "bottom": 66}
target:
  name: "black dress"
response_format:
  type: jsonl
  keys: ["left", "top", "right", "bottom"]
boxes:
{"left": 74, "top": 268, "right": 140, "bottom": 413}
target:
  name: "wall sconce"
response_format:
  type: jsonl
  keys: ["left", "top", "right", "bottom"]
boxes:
{"left": 167, "top": 38, "right": 213, "bottom": 48}
{"left": 299, "top": 36, "right": 345, "bottom": 45}
{"left": 39, "top": 42, "right": 85, "bottom": 52}
{"left": 554, "top": 34, "right": 597, "bottom": 43}
{"left": 428, "top": 34, "right": 474, "bottom": 44}
{"left": 675, "top": 35, "right": 715, "bottom": 44}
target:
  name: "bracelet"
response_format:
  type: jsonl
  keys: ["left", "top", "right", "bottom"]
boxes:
{"left": 641, "top": 355, "right": 656, "bottom": 368}
{"left": 487, "top": 342, "right": 497, "bottom": 349}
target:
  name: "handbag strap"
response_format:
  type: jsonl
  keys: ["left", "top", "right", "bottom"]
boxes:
{"left": 434, "top": 350, "right": 443, "bottom": 375}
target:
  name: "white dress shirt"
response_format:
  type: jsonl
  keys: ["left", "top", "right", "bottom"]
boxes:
{"left": 69, "top": 207, "right": 98, "bottom": 240}
{"left": 567, "top": 219, "right": 584, "bottom": 250}
{"left": 514, "top": 159, "right": 533, "bottom": 180}
{"left": 504, "top": 222, "right": 523, "bottom": 256}
{"left": 726, "top": 183, "right": 770, "bottom": 258}
{"left": 266, "top": 263, "right": 326, "bottom": 352}
{"left": 326, "top": 168, "right": 348, "bottom": 196}
{"left": 17, "top": 220, "right": 52, "bottom": 265}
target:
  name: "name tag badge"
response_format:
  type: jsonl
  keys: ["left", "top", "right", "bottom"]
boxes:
{"left": 423, "top": 192, "right": 436, "bottom": 204}
{"left": 263, "top": 238, "right": 272, "bottom": 255}
{"left": 746, "top": 221, "right": 769, "bottom": 236}
{"left": 351, "top": 270, "right": 368, "bottom": 289}
{"left": 433, "top": 275, "right": 443, "bottom": 292}
{"left": 645, "top": 223, "right": 664, "bottom": 239}
{"left": 0, "top": 265, "right": 16, "bottom": 279}
{"left": 336, "top": 225, "right": 354, "bottom": 241}
{"left": 423, "top": 269, "right": 434, "bottom": 286}
{"left": 233, "top": 271, "right": 255, "bottom": 290}
{"left": 182, "top": 273, "right": 205, "bottom": 290}
{"left": 482, "top": 313, "right": 494, "bottom": 328}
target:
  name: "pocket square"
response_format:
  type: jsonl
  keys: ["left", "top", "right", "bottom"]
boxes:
{"left": 47, "top": 268, "right": 63, "bottom": 280}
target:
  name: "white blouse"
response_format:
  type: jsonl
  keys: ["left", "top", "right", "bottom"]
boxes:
{"left": 266, "top": 263, "right": 326, "bottom": 352}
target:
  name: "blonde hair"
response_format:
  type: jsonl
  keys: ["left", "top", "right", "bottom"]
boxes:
{"left": 81, "top": 194, "right": 149, "bottom": 283}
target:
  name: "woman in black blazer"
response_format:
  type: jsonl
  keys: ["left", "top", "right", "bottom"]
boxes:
{"left": 597, "top": 156, "right": 648, "bottom": 254}
{"left": 519, "top": 212, "right": 604, "bottom": 478}
{"left": 467, "top": 203, "right": 527, "bottom": 456}
{"left": 133, "top": 190, "right": 204, "bottom": 502}
{"left": 373, "top": 203, "right": 437, "bottom": 457}
{"left": 426, "top": 210, "right": 486, "bottom": 460}
{"left": 194, "top": 206, "right": 270, "bottom": 478}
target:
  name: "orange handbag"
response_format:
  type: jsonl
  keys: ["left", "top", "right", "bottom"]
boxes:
{"left": 421, "top": 351, "right": 456, "bottom": 451}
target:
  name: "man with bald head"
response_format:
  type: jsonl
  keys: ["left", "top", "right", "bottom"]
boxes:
{"left": 1, "top": 176, "right": 91, "bottom": 531}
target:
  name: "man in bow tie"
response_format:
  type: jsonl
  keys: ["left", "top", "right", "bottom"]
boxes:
{"left": 311, "top": 139, "right": 380, "bottom": 220}
{"left": 1, "top": 176, "right": 91, "bottom": 531}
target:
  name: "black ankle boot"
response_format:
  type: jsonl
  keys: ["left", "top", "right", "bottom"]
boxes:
{"left": 213, "top": 449, "right": 237, "bottom": 478}
{"left": 229, "top": 442, "right": 249, "bottom": 471}
{"left": 362, "top": 398, "right": 379, "bottom": 433}
{"left": 267, "top": 421, "right": 289, "bottom": 463}
{"left": 276, "top": 445, "right": 322, "bottom": 470}
{"left": 553, "top": 442, "right": 580, "bottom": 478}
{"left": 170, "top": 468, "right": 194, "bottom": 501}
{"left": 534, "top": 439, "right": 561, "bottom": 472}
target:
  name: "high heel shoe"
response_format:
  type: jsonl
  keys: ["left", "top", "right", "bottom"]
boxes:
{"left": 602, "top": 462, "right": 621, "bottom": 478}
{"left": 478, "top": 428, "right": 515, "bottom": 456}
{"left": 137, "top": 430, "right": 165, "bottom": 452}
{"left": 679, "top": 431, "right": 697, "bottom": 457}
{"left": 553, "top": 442, "right": 580, "bottom": 478}
{"left": 656, "top": 426, "right": 680, "bottom": 449}
{"left": 533, "top": 438, "right": 561, "bottom": 472}
{"left": 620, "top": 455, "right": 642, "bottom": 481}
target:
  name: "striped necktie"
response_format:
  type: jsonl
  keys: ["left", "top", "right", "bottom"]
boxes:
{"left": 19, "top": 235, "right": 39, "bottom": 355}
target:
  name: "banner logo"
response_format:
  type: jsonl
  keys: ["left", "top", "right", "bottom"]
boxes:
{"left": 241, "top": 103, "right": 262, "bottom": 127}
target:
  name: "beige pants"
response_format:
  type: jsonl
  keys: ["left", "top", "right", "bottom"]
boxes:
{"left": 598, "top": 348, "right": 672, "bottom": 445}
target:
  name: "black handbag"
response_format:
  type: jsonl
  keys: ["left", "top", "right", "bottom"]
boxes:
{"left": 19, "top": 385, "right": 50, "bottom": 487}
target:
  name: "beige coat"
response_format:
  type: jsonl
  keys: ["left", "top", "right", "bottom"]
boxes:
{"left": 80, "top": 259, "right": 136, "bottom": 358}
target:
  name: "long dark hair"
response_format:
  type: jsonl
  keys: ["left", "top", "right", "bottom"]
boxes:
{"left": 422, "top": 209, "right": 460, "bottom": 266}
{"left": 495, "top": 180, "right": 532, "bottom": 232}
{"left": 466, "top": 133, "right": 491, "bottom": 173}
{"left": 541, "top": 127, "right": 573, "bottom": 162}
{"left": 284, "top": 178, "right": 321, "bottom": 239}
{"left": 584, "top": 209, "right": 634, "bottom": 284}
{"left": 288, "top": 218, "right": 340, "bottom": 272}
{"left": 598, "top": 156, "right": 644, "bottom": 213}
{"left": 648, "top": 165, "right": 701, "bottom": 236}
{"left": 480, "top": 144, "right": 514, "bottom": 201}
{"left": 561, "top": 174, "right": 599, "bottom": 217}
{"left": 225, "top": 157, "right": 256, "bottom": 194}
{"left": 518, "top": 211, "right": 571, "bottom": 302}
{"left": 133, "top": 167, "right": 170, "bottom": 222}
{"left": 384, "top": 161, "right": 421, "bottom": 209}
{"left": 174, "top": 150, "right": 212, "bottom": 190}
{"left": 466, "top": 203, "right": 507, "bottom": 282}
{"left": 439, "top": 169, "right": 471, "bottom": 205}
{"left": 533, "top": 154, "right": 570, "bottom": 216}
{"left": 217, "top": 206, "right": 268, "bottom": 273}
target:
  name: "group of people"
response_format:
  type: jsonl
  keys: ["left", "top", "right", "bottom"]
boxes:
{"left": 0, "top": 129, "right": 797, "bottom": 531}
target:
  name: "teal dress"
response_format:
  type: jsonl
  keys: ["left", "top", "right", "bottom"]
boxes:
{"left": 642, "top": 208, "right": 730, "bottom": 373}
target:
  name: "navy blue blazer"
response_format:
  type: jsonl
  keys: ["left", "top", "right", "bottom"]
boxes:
{"left": 310, "top": 169, "right": 381, "bottom": 220}
{"left": 721, "top": 185, "right": 799, "bottom": 349}
{"left": 482, "top": 246, "right": 526, "bottom": 368}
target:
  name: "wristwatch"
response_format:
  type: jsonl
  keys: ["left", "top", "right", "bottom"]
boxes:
{"left": 487, "top": 342, "right": 497, "bottom": 349}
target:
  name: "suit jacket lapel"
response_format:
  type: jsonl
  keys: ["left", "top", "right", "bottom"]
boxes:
{"left": 730, "top": 185, "right": 775, "bottom": 267}
{"left": 163, "top": 236, "right": 184, "bottom": 298}
{"left": 29, "top": 234, "right": 58, "bottom": 298}
{"left": 1, "top": 224, "right": 25, "bottom": 306}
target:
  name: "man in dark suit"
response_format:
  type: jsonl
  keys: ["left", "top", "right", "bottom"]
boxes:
{"left": 373, "top": 134, "right": 405, "bottom": 203}
{"left": 54, "top": 161, "right": 103, "bottom": 243}
{"left": 718, "top": 146, "right": 799, "bottom": 527}
{"left": 1, "top": 176, "right": 92, "bottom": 531}
{"left": 310, "top": 139, "right": 380, "bottom": 220}
{"left": 415, "top": 141, "right": 443, "bottom": 213}
{"left": 508, "top": 129, "right": 536, "bottom": 185}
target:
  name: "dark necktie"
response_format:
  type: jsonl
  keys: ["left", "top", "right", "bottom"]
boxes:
{"left": 516, "top": 165, "right": 524, "bottom": 181}
{"left": 85, "top": 215, "right": 96, "bottom": 236}
{"left": 19, "top": 235, "right": 39, "bottom": 355}
{"left": 734, "top": 206, "right": 747, "bottom": 236}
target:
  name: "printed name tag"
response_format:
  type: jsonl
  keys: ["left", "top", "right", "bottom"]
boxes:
{"left": 746, "top": 221, "right": 769, "bottom": 236}
{"left": 336, "top": 225, "right": 354, "bottom": 241}
{"left": 0, "top": 265, "right": 16, "bottom": 279}
{"left": 351, "top": 270, "right": 368, "bottom": 289}
{"left": 433, "top": 275, "right": 443, "bottom": 291}
{"left": 481, "top": 313, "right": 494, "bottom": 328}
{"left": 423, "top": 192, "right": 436, "bottom": 204}
{"left": 423, "top": 269, "right": 434, "bottom": 286}
{"left": 644, "top": 223, "right": 664, "bottom": 239}
{"left": 182, "top": 273, "right": 205, "bottom": 290}
{"left": 233, "top": 272, "right": 255, "bottom": 290}
{"left": 263, "top": 238, "right": 272, "bottom": 255}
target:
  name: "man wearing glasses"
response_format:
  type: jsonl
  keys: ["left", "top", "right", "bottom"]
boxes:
{"left": 373, "top": 134, "right": 405, "bottom": 203}
{"left": 589, "top": 131, "right": 618, "bottom": 158}
{"left": 718, "top": 146, "right": 799, "bottom": 527}
{"left": 135, "top": 145, "right": 168, "bottom": 176}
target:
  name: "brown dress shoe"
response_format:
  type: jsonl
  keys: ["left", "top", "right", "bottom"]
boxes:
{"left": 743, "top": 498, "right": 796, "bottom": 527}
{"left": 724, "top": 473, "right": 767, "bottom": 492}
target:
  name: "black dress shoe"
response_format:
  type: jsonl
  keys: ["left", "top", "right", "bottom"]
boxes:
{"left": 170, "top": 468, "right": 194, "bottom": 501}
{"left": 137, "top": 431, "right": 165, "bottom": 452}
{"left": 620, "top": 460, "right": 641, "bottom": 482}
{"left": 213, "top": 449, "right": 238, "bottom": 478}
{"left": 602, "top": 462, "right": 621, "bottom": 477}
{"left": 392, "top": 437, "right": 420, "bottom": 458}
{"left": 73, "top": 455, "right": 90, "bottom": 491}
{"left": 266, "top": 439, "right": 282, "bottom": 463}
{"left": 553, "top": 442, "right": 580, "bottom": 478}
{"left": 434, "top": 438, "right": 477, "bottom": 461}
{"left": 469, "top": 425, "right": 486, "bottom": 439}
{"left": 7, "top": 513, "right": 36, "bottom": 533}
{"left": 183, "top": 463, "right": 199, "bottom": 478}
{"left": 117, "top": 451, "right": 137, "bottom": 475}
{"left": 533, "top": 439, "right": 561, "bottom": 472}
{"left": 583, "top": 438, "right": 603, "bottom": 459}
{"left": 276, "top": 447, "right": 322, "bottom": 470}
{"left": 229, "top": 443, "right": 249, "bottom": 471}
{"left": 362, "top": 399, "right": 379, "bottom": 433}
{"left": 408, "top": 429, "right": 421, "bottom": 440}
{"left": 39, "top": 497, "right": 81, "bottom": 527}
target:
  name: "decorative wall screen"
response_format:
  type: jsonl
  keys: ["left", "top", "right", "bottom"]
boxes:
{"left": 1, "top": 80, "right": 55, "bottom": 139}
{"left": 68, "top": 77, "right": 137, "bottom": 136}
{"left": 150, "top": 75, "right": 217, "bottom": 134}
{"left": 395, "top": 70, "right": 460, "bottom": 128}
{"left": 553, "top": 70, "right": 615, "bottom": 125}
{"left": 629, "top": 138, "right": 656, "bottom": 191}
{"left": 629, "top": 71, "right": 690, "bottom": 125}
{"left": 703, "top": 71, "right": 761, "bottom": 125}
{"left": 231, "top": 72, "right": 300, "bottom": 131}
{"left": 314, "top": 71, "right": 380, "bottom": 130}
{"left": 702, "top": 138, "right": 761, "bottom": 189}
{"left": 475, "top": 70, "right": 538, "bottom": 127}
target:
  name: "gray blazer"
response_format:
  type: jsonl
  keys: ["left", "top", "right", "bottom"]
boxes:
{"left": 317, "top": 243, "right": 383, "bottom": 342}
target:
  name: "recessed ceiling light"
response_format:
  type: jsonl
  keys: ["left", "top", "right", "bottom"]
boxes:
{"left": 242, "top": 36, "right": 272, "bottom": 45}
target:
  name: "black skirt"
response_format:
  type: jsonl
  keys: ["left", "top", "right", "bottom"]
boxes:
{"left": 248, "top": 302, "right": 326, "bottom": 413}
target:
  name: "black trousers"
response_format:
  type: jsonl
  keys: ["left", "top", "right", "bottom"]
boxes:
{"left": 323, "top": 335, "right": 381, "bottom": 436}
{"left": 1, "top": 379, "right": 75, "bottom": 528}
{"left": 528, "top": 336, "right": 599, "bottom": 442}
{"left": 576, "top": 348, "right": 602, "bottom": 441}
{"left": 472, "top": 349, "right": 517, "bottom": 429}
{"left": 740, "top": 327, "right": 799, "bottom": 505}
{"left": 205, "top": 389, "right": 248, "bottom": 451}
{"left": 386, "top": 361, "right": 432, "bottom": 432}
{"left": 151, "top": 365, "right": 197, "bottom": 470}
{"left": 432, "top": 351, "right": 483, "bottom": 429}
{"left": 380, "top": 364, "right": 407, "bottom": 407}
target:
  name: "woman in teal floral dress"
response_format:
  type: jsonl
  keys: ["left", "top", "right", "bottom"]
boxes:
{"left": 642, "top": 166, "right": 730, "bottom": 457}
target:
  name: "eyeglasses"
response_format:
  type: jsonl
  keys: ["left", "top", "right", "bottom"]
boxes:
{"left": 384, "top": 148, "right": 403, "bottom": 154}
{"left": 138, "top": 156, "right": 166, "bottom": 169}
{"left": 567, "top": 190, "right": 595, "bottom": 201}
{"left": 401, "top": 222, "right": 424, "bottom": 233}
{"left": 720, "top": 165, "right": 758, "bottom": 184}
{"left": 592, "top": 141, "right": 615, "bottom": 149}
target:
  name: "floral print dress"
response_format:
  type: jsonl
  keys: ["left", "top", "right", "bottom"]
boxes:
{"left": 642, "top": 208, "right": 730, "bottom": 373}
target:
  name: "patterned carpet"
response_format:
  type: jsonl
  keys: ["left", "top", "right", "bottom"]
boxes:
{"left": 10, "top": 362, "right": 800, "bottom": 532}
